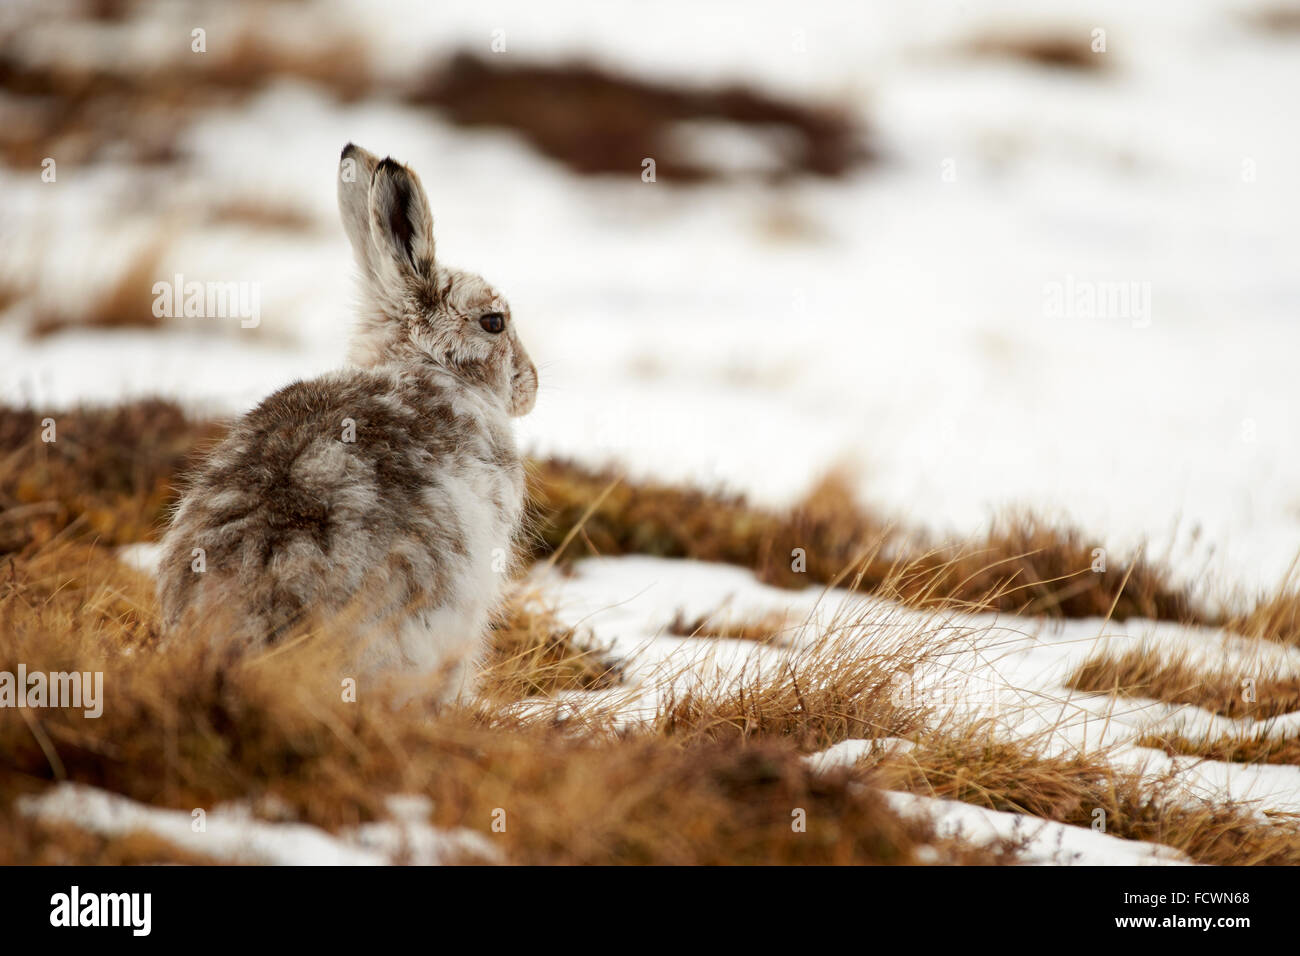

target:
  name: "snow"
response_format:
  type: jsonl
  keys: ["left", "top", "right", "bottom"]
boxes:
{"left": 534, "top": 555, "right": 1300, "bottom": 815}
{"left": 18, "top": 784, "right": 502, "bottom": 866}
{"left": 879, "top": 790, "right": 1193, "bottom": 866}
{"left": 2, "top": 0, "right": 1298, "bottom": 597}
{"left": 4, "top": 0, "right": 1299, "bottom": 863}
{"left": 804, "top": 737, "right": 917, "bottom": 774}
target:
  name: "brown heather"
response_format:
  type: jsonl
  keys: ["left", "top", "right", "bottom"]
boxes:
{"left": 0, "top": 21, "right": 371, "bottom": 168}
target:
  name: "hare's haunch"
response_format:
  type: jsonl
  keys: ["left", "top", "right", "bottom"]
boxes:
{"left": 157, "top": 144, "right": 538, "bottom": 702}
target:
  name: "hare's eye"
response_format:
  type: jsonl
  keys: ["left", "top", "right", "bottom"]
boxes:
{"left": 479, "top": 312, "right": 505, "bottom": 334}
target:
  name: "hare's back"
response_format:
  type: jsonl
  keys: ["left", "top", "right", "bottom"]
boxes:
{"left": 161, "top": 371, "right": 474, "bottom": 636}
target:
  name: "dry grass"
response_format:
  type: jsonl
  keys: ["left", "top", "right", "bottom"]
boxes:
{"left": 0, "top": 538, "right": 1019, "bottom": 865}
{"left": 0, "top": 489, "right": 1287, "bottom": 866}
{"left": 410, "top": 52, "right": 870, "bottom": 182}
{"left": 198, "top": 28, "right": 372, "bottom": 102}
{"left": 861, "top": 725, "right": 1300, "bottom": 865}
{"left": 0, "top": 399, "right": 1207, "bottom": 625}
{"left": 654, "top": 652, "right": 922, "bottom": 753}
{"left": 1, "top": 735, "right": 1020, "bottom": 866}
{"left": 526, "top": 459, "right": 1203, "bottom": 623}
{"left": 479, "top": 593, "right": 623, "bottom": 703}
{"left": 967, "top": 32, "right": 1106, "bottom": 72}
{"left": 0, "top": 401, "right": 223, "bottom": 553}
{"left": 1137, "top": 731, "right": 1300, "bottom": 768}
{"left": 206, "top": 199, "right": 318, "bottom": 233}
{"left": 29, "top": 241, "right": 168, "bottom": 338}
{"left": 642, "top": 631, "right": 1300, "bottom": 865}
{"left": 1065, "top": 645, "right": 1300, "bottom": 719}
{"left": 1232, "top": 563, "right": 1300, "bottom": 647}
{"left": 651, "top": 601, "right": 959, "bottom": 752}
{"left": 0, "top": 17, "right": 371, "bottom": 168}
{"left": 0, "top": 814, "right": 228, "bottom": 865}
{"left": 2, "top": 397, "right": 1293, "bottom": 865}
{"left": 0, "top": 277, "right": 24, "bottom": 315}
{"left": 2, "top": 11, "right": 859, "bottom": 184}
{"left": 666, "top": 608, "right": 794, "bottom": 645}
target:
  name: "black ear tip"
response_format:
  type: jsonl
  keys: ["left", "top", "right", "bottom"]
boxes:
{"left": 376, "top": 157, "right": 404, "bottom": 174}
{"left": 341, "top": 142, "right": 357, "bottom": 159}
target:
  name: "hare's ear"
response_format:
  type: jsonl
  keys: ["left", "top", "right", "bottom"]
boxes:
{"left": 368, "top": 157, "right": 435, "bottom": 283}
{"left": 337, "top": 143, "right": 382, "bottom": 277}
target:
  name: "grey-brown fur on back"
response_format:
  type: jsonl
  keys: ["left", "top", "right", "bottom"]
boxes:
{"left": 157, "top": 144, "right": 539, "bottom": 698}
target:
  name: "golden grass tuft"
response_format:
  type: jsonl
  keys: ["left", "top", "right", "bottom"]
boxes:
{"left": 1232, "top": 562, "right": 1300, "bottom": 647}
{"left": 1064, "top": 645, "right": 1300, "bottom": 719}
{"left": 1137, "top": 730, "right": 1300, "bottom": 768}
{"left": 651, "top": 609, "right": 939, "bottom": 752}
{"left": 525, "top": 458, "right": 1203, "bottom": 623}
{"left": 860, "top": 724, "right": 1300, "bottom": 865}
{"left": 480, "top": 592, "right": 623, "bottom": 702}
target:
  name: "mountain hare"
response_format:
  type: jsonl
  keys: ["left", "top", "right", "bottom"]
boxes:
{"left": 157, "top": 144, "right": 538, "bottom": 701}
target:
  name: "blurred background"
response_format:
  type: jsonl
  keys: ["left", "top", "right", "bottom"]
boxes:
{"left": 1, "top": 0, "right": 1298, "bottom": 596}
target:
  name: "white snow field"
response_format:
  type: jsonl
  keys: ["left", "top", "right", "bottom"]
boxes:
{"left": 3, "top": 0, "right": 1298, "bottom": 594}
{"left": 4, "top": 0, "right": 1300, "bottom": 862}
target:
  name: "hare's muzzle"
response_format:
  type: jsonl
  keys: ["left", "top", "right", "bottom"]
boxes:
{"left": 509, "top": 340, "right": 538, "bottom": 417}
